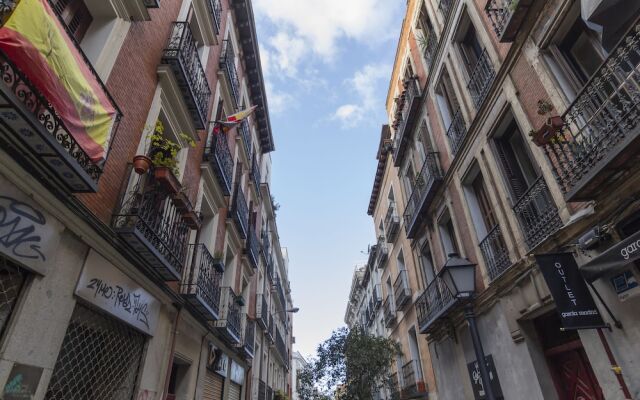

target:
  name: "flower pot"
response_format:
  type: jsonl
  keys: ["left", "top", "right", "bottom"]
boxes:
{"left": 172, "top": 191, "right": 191, "bottom": 212}
{"left": 132, "top": 155, "right": 152, "bottom": 175}
{"left": 182, "top": 210, "right": 201, "bottom": 230}
{"left": 530, "top": 116, "right": 565, "bottom": 147}
{"left": 154, "top": 167, "right": 181, "bottom": 194}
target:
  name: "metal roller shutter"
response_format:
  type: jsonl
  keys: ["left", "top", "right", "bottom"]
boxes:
{"left": 227, "top": 382, "right": 241, "bottom": 400}
{"left": 203, "top": 371, "right": 224, "bottom": 400}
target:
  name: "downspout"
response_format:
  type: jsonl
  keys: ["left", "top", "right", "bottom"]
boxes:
{"left": 162, "top": 306, "right": 182, "bottom": 398}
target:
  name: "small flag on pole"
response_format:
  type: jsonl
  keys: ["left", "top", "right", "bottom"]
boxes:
{"left": 213, "top": 105, "right": 258, "bottom": 134}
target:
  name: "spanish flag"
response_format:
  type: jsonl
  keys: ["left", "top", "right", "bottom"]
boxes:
{"left": 0, "top": 0, "right": 117, "bottom": 162}
{"left": 213, "top": 105, "right": 258, "bottom": 134}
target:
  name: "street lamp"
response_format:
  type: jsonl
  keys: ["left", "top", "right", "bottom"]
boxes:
{"left": 275, "top": 307, "right": 299, "bottom": 315}
{"left": 439, "top": 253, "right": 496, "bottom": 400}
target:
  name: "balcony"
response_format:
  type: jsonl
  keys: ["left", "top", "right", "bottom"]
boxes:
{"left": 438, "top": 0, "right": 455, "bottom": 20}
{"left": 214, "top": 287, "right": 242, "bottom": 344}
{"left": 373, "top": 284, "right": 383, "bottom": 310}
{"left": 266, "top": 386, "right": 274, "bottom": 400}
{"left": 161, "top": 22, "right": 211, "bottom": 129}
{"left": 220, "top": 39, "right": 240, "bottom": 108}
{"left": 539, "top": 22, "right": 640, "bottom": 202}
{"left": 240, "top": 319, "right": 255, "bottom": 359}
{"left": 479, "top": 225, "right": 511, "bottom": 281}
{"left": 422, "top": 23, "right": 438, "bottom": 68}
{"left": 230, "top": 186, "right": 249, "bottom": 239}
{"left": 416, "top": 277, "right": 457, "bottom": 334}
{"left": 182, "top": 244, "right": 224, "bottom": 320}
{"left": 467, "top": 49, "right": 495, "bottom": 109}
{"left": 262, "top": 232, "right": 271, "bottom": 263}
{"left": 512, "top": 176, "right": 562, "bottom": 250}
{"left": 266, "top": 314, "right": 274, "bottom": 343}
{"left": 383, "top": 296, "right": 396, "bottom": 327}
{"left": 0, "top": 20, "right": 121, "bottom": 192}
{"left": 403, "top": 153, "right": 443, "bottom": 239}
{"left": 393, "top": 77, "right": 422, "bottom": 166}
{"left": 401, "top": 360, "right": 427, "bottom": 399}
{"left": 245, "top": 229, "right": 260, "bottom": 269}
{"left": 257, "top": 293, "right": 269, "bottom": 330}
{"left": 204, "top": 132, "right": 233, "bottom": 196}
{"left": 389, "top": 372, "right": 401, "bottom": 399}
{"left": 275, "top": 327, "right": 288, "bottom": 367}
{"left": 485, "top": 0, "right": 534, "bottom": 42}
{"left": 238, "top": 119, "right": 252, "bottom": 160}
{"left": 273, "top": 278, "right": 286, "bottom": 309}
{"left": 258, "top": 379, "right": 267, "bottom": 400}
{"left": 112, "top": 171, "right": 192, "bottom": 281}
{"left": 376, "top": 237, "right": 389, "bottom": 269}
{"left": 207, "top": 0, "right": 223, "bottom": 34}
{"left": 446, "top": 109, "right": 468, "bottom": 155}
{"left": 251, "top": 154, "right": 261, "bottom": 195}
{"left": 394, "top": 270, "right": 412, "bottom": 310}
{"left": 384, "top": 201, "right": 401, "bottom": 243}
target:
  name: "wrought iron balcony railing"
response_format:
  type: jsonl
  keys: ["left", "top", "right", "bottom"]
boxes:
{"left": 403, "top": 152, "right": 443, "bottom": 239}
{"left": 467, "top": 49, "right": 495, "bottom": 109}
{"left": 393, "top": 77, "right": 422, "bottom": 166}
{"left": 258, "top": 379, "right": 267, "bottom": 400}
{"left": 266, "top": 386, "right": 273, "bottom": 400}
{"left": 161, "top": 22, "right": 211, "bottom": 129}
{"left": 373, "top": 284, "right": 383, "bottom": 309}
{"left": 401, "top": 360, "right": 427, "bottom": 398}
{"left": 422, "top": 23, "right": 438, "bottom": 69}
{"left": 273, "top": 278, "right": 286, "bottom": 309}
{"left": 266, "top": 313, "right": 274, "bottom": 343}
{"left": 384, "top": 201, "right": 401, "bottom": 243}
{"left": 220, "top": 39, "right": 240, "bottom": 108}
{"left": 416, "top": 276, "right": 457, "bottom": 333}
{"left": 182, "top": 244, "right": 224, "bottom": 320}
{"left": 394, "top": 270, "right": 412, "bottom": 310}
{"left": 439, "top": 0, "right": 455, "bottom": 20}
{"left": 204, "top": 132, "right": 233, "bottom": 196}
{"left": 251, "top": 154, "right": 261, "bottom": 195}
{"left": 113, "top": 170, "right": 192, "bottom": 281}
{"left": 214, "top": 287, "right": 242, "bottom": 344}
{"left": 275, "top": 327, "right": 288, "bottom": 366}
{"left": 446, "top": 109, "right": 467, "bottom": 155}
{"left": 479, "top": 225, "right": 511, "bottom": 280}
{"left": 207, "top": 0, "right": 223, "bottom": 33}
{"left": 241, "top": 318, "right": 255, "bottom": 359}
{"left": 540, "top": 22, "right": 640, "bottom": 202}
{"left": 376, "top": 237, "right": 389, "bottom": 269}
{"left": 512, "top": 176, "right": 562, "bottom": 250}
{"left": 266, "top": 256, "right": 275, "bottom": 282}
{"left": 257, "top": 293, "right": 269, "bottom": 330}
{"left": 246, "top": 228, "right": 260, "bottom": 269}
{"left": 239, "top": 119, "right": 252, "bottom": 160}
{"left": 262, "top": 232, "right": 271, "bottom": 263}
{"left": 389, "top": 372, "right": 401, "bottom": 399}
{"left": 484, "top": 0, "right": 533, "bottom": 42}
{"left": 383, "top": 295, "right": 396, "bottom": 327}
{"left": 230, "top": 186, "right": 249, "bottom": 239}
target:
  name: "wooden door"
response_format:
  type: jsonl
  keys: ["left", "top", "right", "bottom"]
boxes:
{"left": 546, "top": 344, "right": 604, "bottom": 400}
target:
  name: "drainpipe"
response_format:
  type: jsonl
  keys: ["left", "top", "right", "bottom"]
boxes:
{"left": 162, "top": 306, "right": 182, "bottom": 398}
{"left": 596, "top": 328, "right": 632, "bottom": 399}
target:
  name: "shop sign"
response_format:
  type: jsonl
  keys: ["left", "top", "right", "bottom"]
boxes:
{"left": 3, "top": 363, "right": 43, "bottom": 400}
{"left": 207, "top": 342, "right": 230, "bottom": 377}
{"left": 230, "top": 361, "right": 245, "bottom": 385}
{"left": 535, "top": 253, "right": 605, "bottom": 330}
{"left": 580, "top": 229, "right": 640, "bottom": 282}
{"left": 466, "top": 355, "right": 503, "bottom": 400}
{"left": 610, "top": 270, "right": 640, "bottom": 302}
{"left": 0, "top": 176, "right": 63, "bottom": 275}
{"left": 75, "top": 250, "right": 160, "bottom": 335}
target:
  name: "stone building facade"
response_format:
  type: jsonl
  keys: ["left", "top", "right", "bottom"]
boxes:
{"left": 358, "top": 0, "right": 640, "bottom": 399}
{"left": 0, "top": 0, "right": 293, "bottom": 399}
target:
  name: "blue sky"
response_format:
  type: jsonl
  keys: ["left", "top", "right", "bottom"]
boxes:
{"left": 253, "top": 0, "right": 404, "bottom": 358}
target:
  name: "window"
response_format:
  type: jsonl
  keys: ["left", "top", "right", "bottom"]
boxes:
{"left": 435, "top": 68, "right": 459, "bottom": 129}
{"left": 51, "top": 0, "right": 93, "bottom": 42}
{"left": 187, "top": 6, "right": 210, "bottom": 68}
{"left": 418, "top": 242, "right": 436, "bottom": 288}
{"left": 438, "top": 210, "right": 459, "bottom": 256}
{"left": 397, "top": 250, "right": 406, "bottom": 272}
{"left": 494, "top": 118, "right": 539, "bottom": 201}
{"left": 403, "top": 162, "right": 416, "bottom": 201}
{"left": 457, "top": 19, "right": 483, "bottom": 76}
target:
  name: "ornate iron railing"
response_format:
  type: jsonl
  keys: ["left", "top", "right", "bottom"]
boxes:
{"left": 273, "top": 278, "right": 286, "bottom": 309}
{"left": 484, "top": 0, "right": 532, "bottom": 42}
{"left": 394, "top": 270, "right": 412, "bottom": 310}
{"left": 262, "top": 231, "right": 270, "bottom": 262}
{"left": 416, "top": 276, "right": 457, "bottom": 333}
{"left": 267, "top": 313, "right": 274, "bottom": 342}
{"left": 204, "top": 132, "right": 233, "bottom": 195}
{"left": 231, "top": 186, "right": 249, "bottom": 239}
{"left": 208, "top": 0, "right": 222, "bottom": 33}
{"left": 402, "top": 360, "right": 416, "bottom": 390}
{"left": 162, "top": 22, "right": 211, "bottom": 129}
{"left": 182, "top": 244, "right": 224, "bottom": 320}
{"left": 373, "top": 284, "right": 383, "bottom": 309}
{"left": 393, "top": 77, "right": 421, "bottom": 165}
{"left": 257, "top": 293, "right": 269, "bottom": 330}
{"left": 112, "top": 170, "right": 191, "bottom": 280}
{"left": 239, "top": 119, "right": 252, "bottom": 159}
{"left": 439, "top": 0, "right": 454, "bottom": 20}
{"left": 422, "top": 23, "right": 438, "bottom": 68}
{"left": 220, "top": 39, "right": 240, "bottom": 108}
{"left": 384, "top": 201, "right": 400, "bottom": 243}
{"left": 467, "top": 49, "right": 495, "bottom": 109}
{"left": 383, "top": 295, "right": 396, "bottom": 327}
{"left": 251, "top": 154, "right": 261, "bottom": 193}
{"left": 401, "top": 360, "right": 426, "bottom": 397}
{"left": 376, "top": 237, "right": 389, "bottom": 269}
{"left": 512, "top": 176, "right": 562, "bottom": 250}
{"left": 217, "top": 287, "right": 242, "bottom": 341}
{"left": 540, "top": 22, "right": 640, "bottom": 201}
{"left": 246, "top": 228, "right": 260, "bottom": 269}
{"left": 446, "top": 109, "right": 467, "bottom": 155}
{"left": 243, "top": 318, "right": 255, "bottom": 357}
{"left": 403, "top": 152, "right": 442, "bottom": 238}
{"left": 275, "top": 327, "right": 288, "bottom": 364}
{"left": 479, "top": 225, "right": 511, "bottom": 280}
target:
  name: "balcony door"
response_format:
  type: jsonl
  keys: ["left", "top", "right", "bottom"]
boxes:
{"left": 494, "top": 119, "right": 538, "bottom": 201}
{"left": 435, "top": 68, "right": 459, "bottom": 130}
{"left": 50, "top": 0, "right": 93, "bottom": 42}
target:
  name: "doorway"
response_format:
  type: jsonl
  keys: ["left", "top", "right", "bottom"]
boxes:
{"left": 534, "top": 312, "right": 603, "bottom": 400}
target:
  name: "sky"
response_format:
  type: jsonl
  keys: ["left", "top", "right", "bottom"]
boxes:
{"left": 252, "top": 0, "right": 405, "bottom": 359}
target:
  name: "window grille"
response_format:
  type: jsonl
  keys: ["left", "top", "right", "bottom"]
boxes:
{"left": 45, "top": 304, "right": 146, "bottom": 400}
{"left": 0, "top": 257, "right": 27, "bottom": 337}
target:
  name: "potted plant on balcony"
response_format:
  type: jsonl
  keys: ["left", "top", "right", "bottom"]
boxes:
{"left": 147, "top": 120, "right": 196, "bottom": 193}
{"left": 529, "top": 100, "right": 565, "bottom": 147}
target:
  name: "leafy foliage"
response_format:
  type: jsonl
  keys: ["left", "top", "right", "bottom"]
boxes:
{"left": 298, "top": 327, "right": 400, "bottom": 400}
{"left": 147, "top": 120, "right": 195, "bottom": 175}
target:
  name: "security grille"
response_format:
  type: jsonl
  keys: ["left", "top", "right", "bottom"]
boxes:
{"left": 45, "top": 304, "right": 146, "bottom": 400}
{"left": 0, "top": 257, "right": 27, "bottom": 337}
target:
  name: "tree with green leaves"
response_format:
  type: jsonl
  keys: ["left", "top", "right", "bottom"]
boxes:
{"left": 297, "top": 327, "right": 400, "bottom": 400}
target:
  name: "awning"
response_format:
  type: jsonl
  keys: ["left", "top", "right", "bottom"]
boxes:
{"left": 580, "top": 230, "right": 640, "bottom": 282}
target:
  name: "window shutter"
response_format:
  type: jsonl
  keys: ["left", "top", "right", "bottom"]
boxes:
{"left": 495, "top": 139, "right": 527, "bottom": 201}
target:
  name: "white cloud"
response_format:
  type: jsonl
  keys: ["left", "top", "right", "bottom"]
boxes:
{"left": 332, "top": 104, "right": 364, "bottom": 127}
{"left": 254, "top": 0, "right": 398, "bottom": 59}
{"left": 268, "top": 31, "right": 307, "bottom": 77}
{"left": 266, "top": 81, "right": 295, "bottom": 114}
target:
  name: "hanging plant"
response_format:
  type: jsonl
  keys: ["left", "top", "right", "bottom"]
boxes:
{"left": 148, "top": 120, "right": 196, "bottom": 175}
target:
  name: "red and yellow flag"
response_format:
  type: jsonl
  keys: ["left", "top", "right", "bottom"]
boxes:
{"left": 0, "top": 0, "right": 117, "bottom": 162}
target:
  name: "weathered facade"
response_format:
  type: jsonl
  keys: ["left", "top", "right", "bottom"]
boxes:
{"left": 360, "top": 0, "right": 640, "bottom": 399}
{"left": 0, "top": 1, "right": 293, "bottom": 399}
